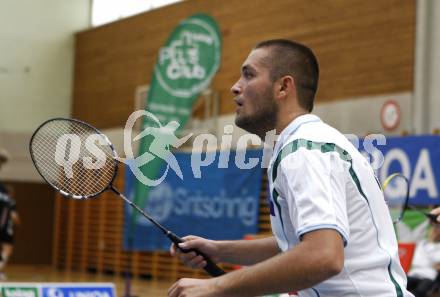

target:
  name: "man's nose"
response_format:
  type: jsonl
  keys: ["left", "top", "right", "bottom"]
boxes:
{"left": 231, "top": 81, "right": 241, "bottom": 95}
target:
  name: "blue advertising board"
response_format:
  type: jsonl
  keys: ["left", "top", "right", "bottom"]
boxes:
{"left": 124, "top": 149, "right": 263, "bottom": 251}
{"left": 41, "top": 285, "right": 115, "bottom": 297}
{"left": 0, "top": 283, "right": 115, "bottom": 297}
{"left": 359, "top": 135, "right": 440, "bottom": 206}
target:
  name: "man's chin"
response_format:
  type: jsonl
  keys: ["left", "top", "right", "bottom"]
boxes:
{"left": 234, "top": 116, "right": 245, "bottom": 130}
{"left": 235, "top": 116, "right": 256, "bottom": 134}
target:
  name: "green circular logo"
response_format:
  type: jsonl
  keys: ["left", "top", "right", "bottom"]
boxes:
{"left": 155, "top": 15, "right": 221, "bottom": 98}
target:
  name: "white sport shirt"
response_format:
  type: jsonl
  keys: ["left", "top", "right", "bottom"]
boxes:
{"left": 268, "top": 114, "right": 413, "bottom": 297}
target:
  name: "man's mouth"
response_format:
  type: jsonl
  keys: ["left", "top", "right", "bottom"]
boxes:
{"left": 234, "top": 99, "right": 243, "bottom": 113}
{"left": 234, "top": 97, "right": 243, "bottom": 107}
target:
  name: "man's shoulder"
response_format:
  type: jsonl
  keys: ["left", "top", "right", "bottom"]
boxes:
{"left": 297, "top": 119, "right": 345, "bottom": 140}
{"left": 281, "top": 124, "right": 352, "bottom": 155}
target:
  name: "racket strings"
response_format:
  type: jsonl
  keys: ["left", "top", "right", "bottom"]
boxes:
{"left": 35, "top": 123, "right": 113, "bottom": 196}
{"left": 31, "top": 119, "right": 116, "bottom": 198}
{"left": 64, "top": 121, "right": 115, "bottom": 194}
{"left": 32, "top": 123, "right": 87, "bottom": 194}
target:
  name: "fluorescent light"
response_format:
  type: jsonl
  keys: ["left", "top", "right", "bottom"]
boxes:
{"left": 92, "top": 0, "right": 182, "bottom": 27}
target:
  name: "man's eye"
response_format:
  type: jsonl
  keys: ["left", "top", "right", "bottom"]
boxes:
{"left": 243, "top": 71, "right": 253, "bottom": 79}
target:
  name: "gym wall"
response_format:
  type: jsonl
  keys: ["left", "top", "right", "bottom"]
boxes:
{"left": 72, "top": 0, "right": 415, "bottom": 132}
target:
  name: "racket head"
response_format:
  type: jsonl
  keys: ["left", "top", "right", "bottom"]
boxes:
{"left": 29, "top": 118, "right": 118, "bottom": 199}
{"left": 382, "top": 173, "right": 410, "bottom": 224}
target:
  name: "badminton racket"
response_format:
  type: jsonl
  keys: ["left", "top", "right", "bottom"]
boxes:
{"left": 29, "top": 117, "right": 225, "bottom": 277}
{"left": 382, "top": 173, "right": 437, "bottom": 224}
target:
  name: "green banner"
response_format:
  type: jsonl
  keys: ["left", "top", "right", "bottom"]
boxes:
{"left": 1, "top": 286, "right": 39, "bottom": 297}
{"left": 396, "top": 209, "right": 431, "bottom": 242}
{"left": 130, "top": 14, "right": 221, "bottom": 229}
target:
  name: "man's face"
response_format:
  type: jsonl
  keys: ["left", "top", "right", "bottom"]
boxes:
{"left": 231, "top": 48, "right": 278, "bottom": 137}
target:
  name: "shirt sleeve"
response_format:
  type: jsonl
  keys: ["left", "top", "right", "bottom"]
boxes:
{"left": 278, "top": 147, "right": 350, "bottom": 246}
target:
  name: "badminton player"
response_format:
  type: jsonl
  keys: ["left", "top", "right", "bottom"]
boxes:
{"left": 168, "top": 39, "right": 414, "bottom": 296}
{"left": 0, "top": 149, "right": 19, "bottom": 280}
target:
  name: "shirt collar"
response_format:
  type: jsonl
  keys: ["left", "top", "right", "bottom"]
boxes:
{"left": 272, "top": 114, "right": 322, "bottom": 159}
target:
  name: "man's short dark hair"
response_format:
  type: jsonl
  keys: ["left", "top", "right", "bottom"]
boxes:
{"left": 255, "top": 39, "right": 319, "bottom": 112}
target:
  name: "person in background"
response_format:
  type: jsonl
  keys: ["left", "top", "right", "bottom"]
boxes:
{"left": 431, "top": 208, "right": 440, "bottom": 223}
{"left": 0, "top": 148, "right": 20, "bottom": 280}
{"left": 406, "top": 221, "right": 440, "bottom": 297}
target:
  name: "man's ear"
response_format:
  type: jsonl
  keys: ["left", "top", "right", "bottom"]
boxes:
{"left": 276, "top": 75, "right": 296, "bottom": 100}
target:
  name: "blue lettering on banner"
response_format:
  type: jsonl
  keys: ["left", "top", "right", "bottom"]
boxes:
{"left": 123, "top": 149, "right": 263, "bottom": 251}
{"left": 41, "top": 285, "right": 115, "bottom": 297}
{"left": 358, "top": 135, "right": 440, "bottom": 206}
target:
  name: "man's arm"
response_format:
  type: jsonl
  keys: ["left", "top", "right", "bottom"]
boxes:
{"left": 10, "top": 211, "right": 19, "bottom": 225}
{"left": 169, "top": 229, "right": 344, "bottom": 297}
{"left": 217, "top": 229, "right": 344, "bottom": 296}
{"left": 171, "top": 236, "right": 280, "bottom": 267}
{"left": 216, "top": 236, "right": 280, "bottom": 265}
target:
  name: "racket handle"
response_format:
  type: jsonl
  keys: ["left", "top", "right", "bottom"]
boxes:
{"left": 426, "top": 213, "right": 439, "bottom": 223}
{"left": 167, "top": 231, "right": 226, "bottom": 277}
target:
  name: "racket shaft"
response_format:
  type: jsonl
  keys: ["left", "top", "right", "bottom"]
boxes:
{"left": 111, "top": 187, "right": 225, "bottom": 276}
{"left": 112, "top": 187, "right": 169, "bottom": 233}
{"left": 167, "top": 231, "right": 225, "bottom": 277}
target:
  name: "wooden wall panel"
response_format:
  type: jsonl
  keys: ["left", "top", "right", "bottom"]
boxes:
{"left": 72, "top": 0, "right": 415, "bottom": 129}
{"left": 3, "top": 181, "right": 55, "bottom": 265}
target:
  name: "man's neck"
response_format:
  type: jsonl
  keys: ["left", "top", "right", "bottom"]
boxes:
{"left": 275, "top": 110, "right": 309, "bottom": 135}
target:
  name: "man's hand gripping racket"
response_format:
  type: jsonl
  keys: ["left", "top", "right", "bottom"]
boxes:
{"left": 29, "top": 118, "right": 225, "bottom": 277}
